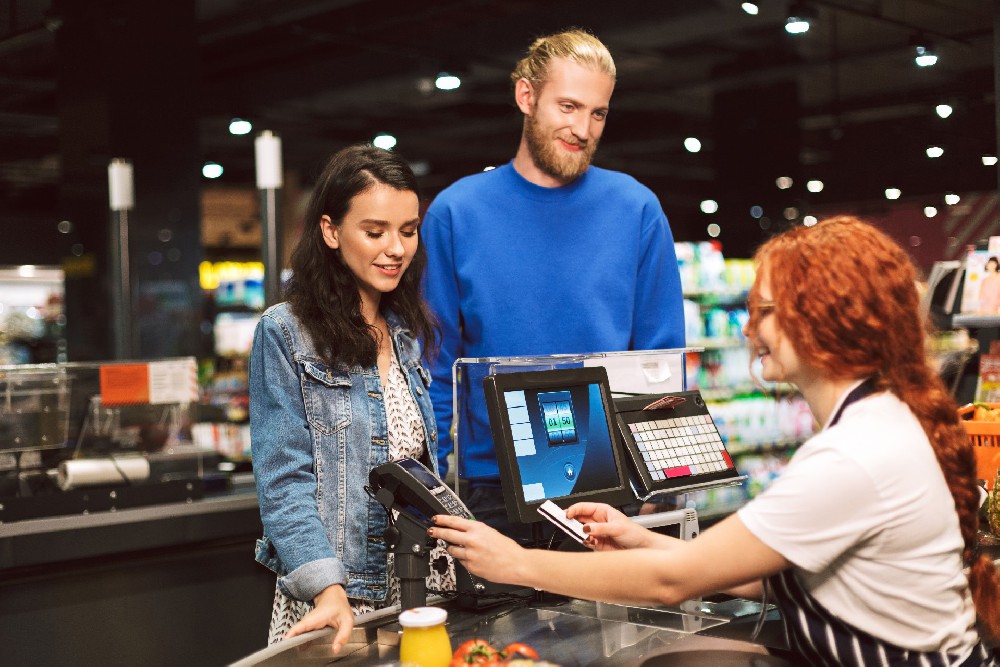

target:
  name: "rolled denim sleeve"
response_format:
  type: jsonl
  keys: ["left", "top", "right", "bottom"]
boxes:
{"left": 249, "top": 313, "right": 347, "bottom": 601}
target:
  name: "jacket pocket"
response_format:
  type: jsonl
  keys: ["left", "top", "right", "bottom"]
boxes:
{"left": 300, "top": 361, "right": 352, "bottom": 435}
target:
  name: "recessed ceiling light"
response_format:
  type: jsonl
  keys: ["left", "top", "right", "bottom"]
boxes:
{"left": 700, "top": 199, "right": 719, "bottom": 214}
{"left": 806, "top": 179, "right": 824, "bottom": 193}
{"left": 229, "top": 118, "right": 252, "bottom": 135}
{"left": 741, "top": 3, "right": 759, "bottom": 15}
{"left": 803, "top": 215, "right": 818, "bottom": 227}
{"left": 373, "top": 134, "right": 397, "bottom": 150}
{"left": 202, "top": 162, "right": 223, "bottom": 179}
{"left": 435, "top": 73, "right": 461, "bottom": 90}
{"left": 707, "top": 223, "right": 721, "bottom": 238}
{"left": 924, "top": 206, "right": 938, "bottom": 218}
{"left": 984, "top": 156, "right": 998, "bottom": 166}
{"left": 775, "top": 176, "right": 793, "bottom": 189}
{"left": 926, "top": 146, "right": 944, "bottom": 158}
{"left": 683, "top": 137, "right": 702, "bottom": 153}
{"left": 935, "top": 104, "right": 953, "bottom": 119}
{"left": 884, "top": 188, "right": 901, "bottom": 200}
{"left": 945, "top": 193, "right": 960, "bottom": 205}
{"left": 914, "top": 44, "right": 938, "bottom": 67}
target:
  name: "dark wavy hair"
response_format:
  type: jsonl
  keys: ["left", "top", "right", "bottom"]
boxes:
{"left": 284, "top": 143, "right": 437, "bottom": 368}
{"left": 747, "top": 216, "right": 1000, "bottom": 643}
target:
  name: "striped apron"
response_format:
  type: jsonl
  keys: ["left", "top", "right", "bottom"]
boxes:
{"left": 766, "top": 380, "right": 996, "bottom": 666}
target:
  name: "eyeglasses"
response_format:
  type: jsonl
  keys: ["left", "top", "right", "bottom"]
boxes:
{"left": 746, "top": 300, "right": 776, "bottom": 316}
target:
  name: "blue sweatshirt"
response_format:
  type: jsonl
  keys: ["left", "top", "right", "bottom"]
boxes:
{"left": 422, "top": 162, "right": 685, "bottom": 480}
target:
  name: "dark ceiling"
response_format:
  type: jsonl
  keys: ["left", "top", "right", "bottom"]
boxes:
{"left": 0, "top": 0, "right": 997, "bottom": 255}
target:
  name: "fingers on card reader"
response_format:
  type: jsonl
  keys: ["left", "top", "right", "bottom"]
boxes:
{"left": 537, "top": 499, "right": 588, "bottom": 544}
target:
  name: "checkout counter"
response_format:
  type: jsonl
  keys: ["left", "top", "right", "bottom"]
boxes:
{"left": 232, "top": 595, "right": 791, "bottom": 666}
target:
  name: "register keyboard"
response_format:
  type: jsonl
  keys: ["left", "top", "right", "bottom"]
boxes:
{"left": 614, "top": 390, "right": 743, "bottom": 497}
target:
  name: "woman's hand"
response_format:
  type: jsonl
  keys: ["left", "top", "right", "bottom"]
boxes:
{"left": 429, "top": 515, "right": 525, "bottom": 585}
{"left": 284, "top": 584, "right": 354, "bottom": 654}
{"left": 566, "top": 502, "right": 651, "bottom": 551}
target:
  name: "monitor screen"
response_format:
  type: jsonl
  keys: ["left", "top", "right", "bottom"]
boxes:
{"left": 483, "top": 367, "right": 634, "bottom": 524}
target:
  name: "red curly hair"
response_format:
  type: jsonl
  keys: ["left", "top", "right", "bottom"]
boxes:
{"left": 748, "top": 215, "right": 1000, "bottom": 643}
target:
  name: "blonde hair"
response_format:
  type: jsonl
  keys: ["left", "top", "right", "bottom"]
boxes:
{"left": 510, "top": 28, "right": 616, "bottom": 89}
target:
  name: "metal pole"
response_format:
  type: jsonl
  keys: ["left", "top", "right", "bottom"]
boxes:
{"left": 254, "top": 130, "right": 283, "bottom": 307}
{"left": 995, "top": 0, "right": 1000, "bottom": 191}
{"left": 108, "top": 158, "right": 135, "bottom": 359}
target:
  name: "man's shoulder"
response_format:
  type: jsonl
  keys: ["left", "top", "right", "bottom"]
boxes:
{"left": 431, "top": 164, "right": 508, "bottom": 201}
{"left": 585, "top": 165, "right": 653, "bottom": 194}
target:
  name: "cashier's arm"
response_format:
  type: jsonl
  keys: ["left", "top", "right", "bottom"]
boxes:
{"left": 430, "top": 513, "right": 788, "bottom": 607}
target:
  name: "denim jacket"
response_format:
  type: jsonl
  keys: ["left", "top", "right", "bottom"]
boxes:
{"left": 249, "top": 302, "right": 438, "bottom": 603}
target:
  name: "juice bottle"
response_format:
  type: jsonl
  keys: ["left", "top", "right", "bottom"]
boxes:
{"left": 398, "top": 606, "right": 451, "bottom": 667}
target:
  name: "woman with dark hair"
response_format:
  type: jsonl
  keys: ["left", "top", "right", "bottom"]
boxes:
{"left": 979, "top": 256, "right": 1000, "bottom": 315}
{"left": 249, "top": 143, "right": 447, "bottom": 651}
{"left": 432, "top": 216, "right": 1000, "bottom": 665}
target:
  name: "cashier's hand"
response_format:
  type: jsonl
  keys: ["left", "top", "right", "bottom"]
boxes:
{"left": 284, "top": 584, "right": 354, "bottom": 654}
{"left": 566, "top": 502, "right": 651, "bottom": 551}
{"left": 430, "top": 515, "right": 524, "bottom": 585}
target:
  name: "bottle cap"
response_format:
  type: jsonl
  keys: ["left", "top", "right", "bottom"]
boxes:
{"left": 398, "top": 606, "right": 447, "bottom": 628}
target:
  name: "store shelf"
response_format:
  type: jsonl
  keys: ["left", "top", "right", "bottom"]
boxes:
{"left": 688, "top": 337, "right": 745, "bottom": 350}
{"left": 727, "top": 438, "right": 803, "bottom": 456}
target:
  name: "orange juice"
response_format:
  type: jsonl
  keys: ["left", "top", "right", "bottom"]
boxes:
{"left": 399, "top": 607, "right": 451, "bottom": 667}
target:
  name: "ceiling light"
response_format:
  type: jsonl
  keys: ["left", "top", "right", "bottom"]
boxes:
{"left": 924, "top": 206, "right": 938, "bottom": 218}
{"left": 984, "top": 155, "right": 998, "bottom": 166}
{"left": 707, "top": 223, "right": 721, "bottom": 238}
{"left": 775, "top": 176, "right": 793, "bottom": 189}
{"left": 750, "top": 205, "right": 763, "bottom": 218}
{"left": 783, "top": 207, "right": 799, "bottom": 220}
{"left": 914, "top": 44, "right": 938, "bottom": 67}
{"left": 741, "top": 2, "right": 759, "bottom": 15}
{"left": 700, "top": 199, "right": 719, "bottom": 214}
{"left": 229, "top": 118, "right": 252, "bottom": 135}
{"left": 373, "top": 134, "right": 397, "bottom": 150}
{"left": 434, "top": 73, "right": 461, "bottom": 91}
{"left": 18, "top": 265, "right": 36, "bottom": 277}
{"left": 926, "top": 146, "right": 944, "bottom": 158}
{"left": 884, "top": 187, "right": 901, "bottom": 200}
{"left": 945, "top": 193, "right": 960, "bottom": 205}
{"left": 785, "top": 16, "right": 810, "bottom": 34}
{"left": 684, "top": 137, "right": 702, "bottom": 153}
{"left": 803, "top": 215, "right": 817, "bottom": 227}
{"left": 202, "top": 162, "right": 223, "bottom": 179}
{"left": 806, "top": 179, "right": 823, "bottom": 193}
{"left": 935, "top": 104, "right": 953, "bottom": 119}
{"left": 785, "top": 3, "right": 815, "bottom": 34}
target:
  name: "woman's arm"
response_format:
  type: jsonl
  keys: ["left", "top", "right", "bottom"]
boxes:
{"left": 431, "top": 513, "right": 788, "bottom": 607}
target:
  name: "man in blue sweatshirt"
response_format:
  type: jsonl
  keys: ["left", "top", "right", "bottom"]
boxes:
{"left": 422, "top": 28, "right": 685, "bottom": 531}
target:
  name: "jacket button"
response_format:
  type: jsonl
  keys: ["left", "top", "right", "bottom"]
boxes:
{"left": 415, "top": 386, "right": 423, "bottom": 395}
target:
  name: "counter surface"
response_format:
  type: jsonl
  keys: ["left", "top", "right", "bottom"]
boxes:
{"left": 233, "top": 595, "right": 791, "bottom": 666}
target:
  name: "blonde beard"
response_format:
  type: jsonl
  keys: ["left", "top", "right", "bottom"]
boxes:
{"left": 524, "top": 111, "right": 598, "bottom": 183}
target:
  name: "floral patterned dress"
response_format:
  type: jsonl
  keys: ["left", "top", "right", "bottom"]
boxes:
{"left": 266, "top": 349, "right": 456, "bottom": 644}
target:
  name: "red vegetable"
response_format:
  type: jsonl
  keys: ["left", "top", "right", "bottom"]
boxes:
{"left": 451, "top": 639, "right": 501, "bottom": 666}
{"left": 500, "top": 642, "right": 540, "bottom": 662}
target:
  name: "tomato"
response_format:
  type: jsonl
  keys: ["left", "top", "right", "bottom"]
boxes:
{"left": 500, "top": 642, "right": 540, "bottom": 663}
{"left": 451, "top": 639, "right": 501, "bottom": 666}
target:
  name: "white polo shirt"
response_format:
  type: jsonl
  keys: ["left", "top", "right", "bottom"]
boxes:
{"left": 738, "top": 389, "right": 979, "bottom": 654}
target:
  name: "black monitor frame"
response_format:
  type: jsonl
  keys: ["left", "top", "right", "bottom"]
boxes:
{"left": 483, "top": 366, "right": 634, "bottom": 525}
